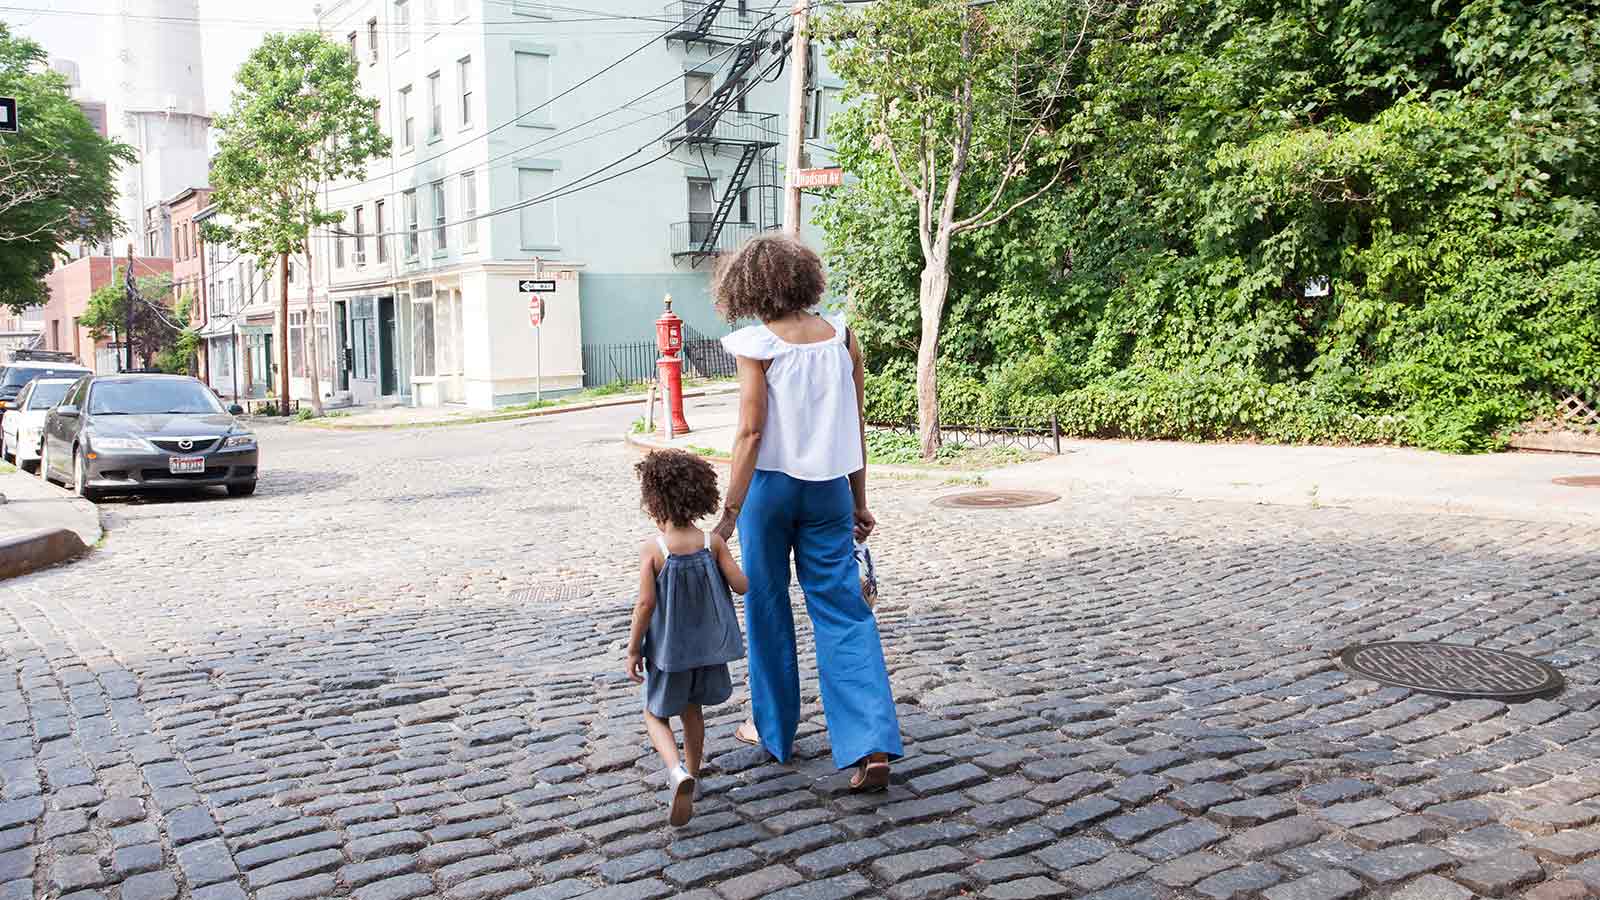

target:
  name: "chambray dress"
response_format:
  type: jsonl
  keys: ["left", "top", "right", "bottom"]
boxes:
{"left": 641, "top": 532, "right": 745, "bottom": 718}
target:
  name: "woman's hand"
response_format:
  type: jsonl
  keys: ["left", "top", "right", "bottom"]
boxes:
{"left": 713, "top": 509, "right": 738, "bottom": 541}
{"left": 854, "top": 506, "right": 876, "bottom": 542}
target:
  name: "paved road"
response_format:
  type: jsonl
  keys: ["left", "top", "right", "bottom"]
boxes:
{"left": 3, "top": 401, "right": 1600, "bottom": 900}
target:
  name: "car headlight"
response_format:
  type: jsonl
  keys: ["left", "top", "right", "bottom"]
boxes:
{"left": 224, "top": 433, "right": 256, "bottom": 449}
{"left": 92, "top": 436, "right": 152, "bottom": 452}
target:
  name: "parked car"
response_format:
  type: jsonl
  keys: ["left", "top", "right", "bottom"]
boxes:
{"left": 0, "top": 351, "right": 91, "bottom": 457}
{"left": 40, "top": 374, "right": 259, "bottom": 501}
{"left": 1, "top": 377, "right": 77, "bottom": 472}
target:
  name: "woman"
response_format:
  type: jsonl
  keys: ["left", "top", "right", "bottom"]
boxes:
{"left": 711, "top": 234, "right": 902, "bottom": 790}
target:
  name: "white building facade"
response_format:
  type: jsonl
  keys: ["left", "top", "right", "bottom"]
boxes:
{"left": 315, "top": 0, "right": 841, "bottom": 409}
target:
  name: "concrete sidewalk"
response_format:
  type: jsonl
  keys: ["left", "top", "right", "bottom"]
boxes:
{"left": 0, "top": 466, "right": 101, "bottom": 579}
{"left": 637, "top": 393, "right": 1600, "bottom": 525}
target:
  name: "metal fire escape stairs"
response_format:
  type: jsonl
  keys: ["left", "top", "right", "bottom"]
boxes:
{"left": 668, "top": 6, "right": 780, "bottom": 266}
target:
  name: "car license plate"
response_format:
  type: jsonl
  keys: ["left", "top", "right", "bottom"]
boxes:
{"left": 169, "top": 456, "right": 205, "bottom": 474}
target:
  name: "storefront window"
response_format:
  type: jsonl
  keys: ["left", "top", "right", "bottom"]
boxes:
{"left": 412, "top": 301, "right": 436, "bottom": 377}
{"left": 288, "top": 311, "right": 306, "bottom": 377}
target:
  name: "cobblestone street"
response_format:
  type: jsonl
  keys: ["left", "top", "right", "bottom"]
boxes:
{"left": 3, "top": 400, "right": 1600, "bottom": 900}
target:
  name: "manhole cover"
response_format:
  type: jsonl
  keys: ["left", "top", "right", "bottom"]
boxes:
{"left": 1339, "top": 641, "right": 1564, "bottom": 701}
{"left": 933, "top": 489, "right": 1060, "bottom": 509}
{"left": 1553, "top": 476, "right": 1600, "bottom": 488}
{"left": 510, "top": 585, "right": 593, "bottom": 605}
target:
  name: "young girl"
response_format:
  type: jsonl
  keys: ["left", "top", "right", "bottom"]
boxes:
{"left": 627, "top": 450, "right": 749, "bottom": 826}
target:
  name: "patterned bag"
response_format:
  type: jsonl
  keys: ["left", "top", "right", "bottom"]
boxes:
{"left": 854, "top": 540, "right": 878, "bottom": 609}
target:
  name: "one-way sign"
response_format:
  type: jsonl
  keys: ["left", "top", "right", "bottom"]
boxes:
{"left": 0, "top": 98, "right": 16, "bottom": 134}
{"left": 519, "top": 279, "right": 556, "bottom": 293}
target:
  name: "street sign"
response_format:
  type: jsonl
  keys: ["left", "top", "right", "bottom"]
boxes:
{"left": 793, "top": 167, "right": 843, "bottom": 188}
{"left": 0, "top": 97, "right": 16, "bottom": 134}
{"left": 528, "top": 296, "right": 545, "bottom": 328}
{"left": 519, "top": 279, "right": 556, "bottom": 293}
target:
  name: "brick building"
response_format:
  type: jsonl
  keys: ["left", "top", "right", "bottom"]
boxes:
{"left": 40, "top": 256, "right": 175, "bottom": 371}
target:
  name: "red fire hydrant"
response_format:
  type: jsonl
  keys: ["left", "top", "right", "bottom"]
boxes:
{"left": 656, "top": 294, "right": 690, "bottom": 438}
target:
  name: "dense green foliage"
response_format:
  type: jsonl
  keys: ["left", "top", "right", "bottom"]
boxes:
{"left": 80, "top": 269, "right": 195, "bottom": 372}
{"left": 825, "top": 0, "right": 1600, "bottom": 451}
{"left": 0, "top": 24, "right": 132, "bottom": 312}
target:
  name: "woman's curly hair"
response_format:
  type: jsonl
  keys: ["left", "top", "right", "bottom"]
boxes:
{"left": 636, "top": 450, "right": 722, "bottom": 528}
{"left": 712, "top": 233, "right": 827, "bottom": 323}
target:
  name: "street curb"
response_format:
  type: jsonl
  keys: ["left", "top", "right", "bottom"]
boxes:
{"left": 623, "top": 431, "right": 981, "bottom": 483}
{"left": 0, "top": 527, "right": 89, "bottom": 581}
{"left": 301, "top": 385, "right": 741, "bottom": 431}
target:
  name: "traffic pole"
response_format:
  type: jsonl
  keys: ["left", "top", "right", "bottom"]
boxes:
{"left": 782, "top": 0, "right": 809, "bottom": 235}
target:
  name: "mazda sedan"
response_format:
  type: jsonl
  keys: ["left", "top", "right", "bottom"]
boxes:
{"left": 41, "top": 374, "right": 259, "bottom": 501}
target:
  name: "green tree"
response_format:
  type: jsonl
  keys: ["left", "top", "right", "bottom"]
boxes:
{"left": 206, "top": 31, "right": 390, "bottom": 416}
{"left": 79, "top": 269, "right": 185, "bottom": 370}
{"left": 819, "top": 0, "right": 1110, "bottom": 457}
{"left": 0, "top": 23, "right": 133, "bottom": 311}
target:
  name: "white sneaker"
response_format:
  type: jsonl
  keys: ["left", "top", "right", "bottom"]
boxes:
{"left": 667, "top": 764, "right": 696, "bottom": 827}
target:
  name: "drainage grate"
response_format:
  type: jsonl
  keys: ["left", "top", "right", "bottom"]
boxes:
{"left": 1553, "top": 475, "right": 1600, "bottom": 488}
{"left": 509, "top": 584, "right": 594, "bottom": 605}
{"left": 1339, "top": 641, "right": 1564, "bottom": 701}
{"left": 933, "top": 489, "right": 1060, "bottom": 509}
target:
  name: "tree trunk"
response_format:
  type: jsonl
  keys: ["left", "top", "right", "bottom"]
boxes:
{"left": 278, "top": 252, "right": 291, "bottom": 412}
{"left": 916, "top": 261, "right": 952, "bottom": 460}
{"left": 302, "top": 246, "right": 324, "bottom": 417}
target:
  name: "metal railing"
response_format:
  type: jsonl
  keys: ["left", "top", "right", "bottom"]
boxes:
{"left": 581, "top": 335, "right": 737, "bottom": 389}
{"left": 669, "top": 109, "right": 781, "bottom": 147}
{"left": 670, "top": 220, "right": 762, "bottom": 257}
{"left": 663, "top": 0, "right": 765, "bottom": 42}
{"left": 867, "top": 417, "right": 1067, "bottom": 455}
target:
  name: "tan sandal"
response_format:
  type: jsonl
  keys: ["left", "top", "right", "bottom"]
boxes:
{"left": 850, "top": 755, "right": 890, "bottom": 792}
{"left": 734, "top": 720, "right": 760, "bottom": 747}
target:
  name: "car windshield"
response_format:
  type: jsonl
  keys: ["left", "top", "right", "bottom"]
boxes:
{"left": 88, "top": 380, "right": 224, "bottom": 416}
{"left": 2, "top": 367, "right": 86, "bottom": 390}
{"left": 25, "top": 382, "right": 72, "bottom": 410}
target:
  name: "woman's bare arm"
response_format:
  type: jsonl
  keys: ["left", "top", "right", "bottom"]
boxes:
{"left": 714, "top": 356, "right": 768, "bottom": 539}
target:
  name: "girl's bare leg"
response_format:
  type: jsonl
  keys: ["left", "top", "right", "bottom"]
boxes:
{"left": 681, "top": 705, "right": 705, "bottom": 777}
{"left": 643, "top": 711, "right": 680, "bottom": 770}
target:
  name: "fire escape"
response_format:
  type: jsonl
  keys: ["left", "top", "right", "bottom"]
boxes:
{"left": 665, "top": 0, "right": 783, "bottom": 267}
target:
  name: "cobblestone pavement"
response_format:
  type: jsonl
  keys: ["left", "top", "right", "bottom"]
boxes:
{"left": 3, "top": 399, "right": 1600, "bottom": 900}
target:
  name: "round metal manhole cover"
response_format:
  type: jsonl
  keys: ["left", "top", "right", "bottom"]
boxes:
{"left": 1553, "top": 476, "right": 1600, "bottom": 488}
{"left": 1339, "top": 641, "right": 1564, "bottom": 701}
{"left": 933, "top": 489, "right": 1060, "bottom": 509}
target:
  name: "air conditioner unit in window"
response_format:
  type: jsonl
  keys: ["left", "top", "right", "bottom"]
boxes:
{"left": 354, "top": 252, "right": 367, "bottom": 266}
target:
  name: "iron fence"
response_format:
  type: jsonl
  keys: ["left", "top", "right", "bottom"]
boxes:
{"left": 867, "top": 416, "right": 1065, "bottom": 455}
{"left": 580, "top": 335, "right": 738, "bottom": 389}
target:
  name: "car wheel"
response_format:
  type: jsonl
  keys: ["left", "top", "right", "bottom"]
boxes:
{"left": 227, "top": 480, "right": 257, "bottom": 498}
{"left": 73, "top": 446, "right": 100, "bottom": 502}
{"left": 38, "top": 442, "right": 52, "bottom": 484}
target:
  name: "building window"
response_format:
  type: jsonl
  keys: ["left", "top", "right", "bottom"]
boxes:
{"left": 354, "top": 206, "right": 366, "bottom": 264}
{"left": 427, "top": 71, "right": 441, "bottom": 140}
{"left": 423, "top": 0, "right": 438, "bottom": 37}
{"left": 393, "top": 0, "right": 410, "bottom": 54}
{"left": 809, "top": 86, "right": 839, "bottom": 140}
{"left": 335, "top": 221, "right": 347, "bottom": 268}
{"left": 514, "top": 51, "right": 552, "bottom": 126}
{"left": 316, "top": 309, "right": 331, "bottom": 380}
{"left": 518, "top": 168, "right": 556, "bottom": 248}
{"left": 688, "top": 177, "right": 715, "bottom": 243}
{"left": 511, "top": 0, "right": 550, "bottom": 17}
{"left": 403, "top": 189, "right": 419, "bottom": 259}
{"left": 351, "top": 298, "right": 376, "bottom": 380}
{"left": 460, "top": 171, "right": 478, "bottom": 247}
{"left": 347, "top": 32, "right": 358, "bottom": 62}
{"left": 375, "top": 200, "right": 388, "bottom": 263}
{"left": 398, "top": 85, "right": 413, "bottom": 148}
{"left": 288, "top": 310, "right": 306, "bottom": 377}
{"left": 367, "top": 18, "right": 379, "bottom": 62}
{"left": 458, "top": 57, "right": 472, "bottom": 128}
{"left": 431, "top": 180, "right": 447, "bottom": 252}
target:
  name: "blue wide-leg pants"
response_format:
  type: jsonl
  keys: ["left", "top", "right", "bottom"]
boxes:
{"left": 738, "top": 470, "right": 903, "bottom": 770}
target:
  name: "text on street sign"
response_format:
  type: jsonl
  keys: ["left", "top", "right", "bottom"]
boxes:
{"left": 528, "top": 296, "right": 545, "bottom": 328}
{"left": 519, "top": 279, "right": 557, "bottom": 293}
{"left": 793, "top": 167, "right": 843, "bottom": 188}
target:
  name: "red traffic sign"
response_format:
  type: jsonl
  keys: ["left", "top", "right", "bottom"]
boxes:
{"left": 793, "top": 167, "right": 843, "bottom": 188}
{"left": 528, "top": 296, "right": 545, "bottom": 328}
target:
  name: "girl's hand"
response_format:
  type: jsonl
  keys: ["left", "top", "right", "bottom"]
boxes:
{"left": 627, "top": 652, "right": 645, "bottom": 684}
{"left": 854, "top": 506, "right": 876, "bottom": 542}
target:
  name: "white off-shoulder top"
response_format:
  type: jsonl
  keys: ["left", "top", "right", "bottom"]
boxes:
{"left": 720, "top": 313, "right": 864, "bottom": 482}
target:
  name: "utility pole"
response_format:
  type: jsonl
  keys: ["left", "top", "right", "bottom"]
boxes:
{"left": 124, "top": 244, "right": 136, "bottom": 372}
{"left": 782, "top": 0, "right": 810, "bottom": 235}
{"left": 278, "top": 252, "right": 291, "bottom": 410}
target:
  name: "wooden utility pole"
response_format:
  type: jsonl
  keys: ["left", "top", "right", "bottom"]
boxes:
{"left": 782, "top": 0, "right": 810, "bottom": 235}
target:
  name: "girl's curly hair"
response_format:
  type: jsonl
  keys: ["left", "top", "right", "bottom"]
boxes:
{"left": 712, "top": 232, "right": 827, "bottom": 323}
{"left": 636, "top": 450, "right": 722, "bottom": 527}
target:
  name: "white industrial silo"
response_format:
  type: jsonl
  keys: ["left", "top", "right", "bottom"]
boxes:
{"left": 107, "top": 0, "right": 210, "bottom": 258}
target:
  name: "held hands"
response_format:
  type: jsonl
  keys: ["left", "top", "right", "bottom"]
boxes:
{"left": 713, "top": 508, "right": 738, "bottom": 541}
{"left": 627, "top": 651, "right": 645, "bottom": 684}
{"left": 854, "top": 506, "right": 876, "bottom": 542}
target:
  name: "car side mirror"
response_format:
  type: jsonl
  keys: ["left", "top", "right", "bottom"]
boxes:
{"left": 228, "top": 404, "right": 244, "bottom": 416}
{"left": 56, "top": 405, "right": 79, "bottom": 418}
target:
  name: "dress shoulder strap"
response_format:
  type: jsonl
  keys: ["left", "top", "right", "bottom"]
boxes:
{"left": 655, "top": 535, "right": 670, "bottom": 558}
{"left": 702, "top": 531, "right": 711, "bottom": 551}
